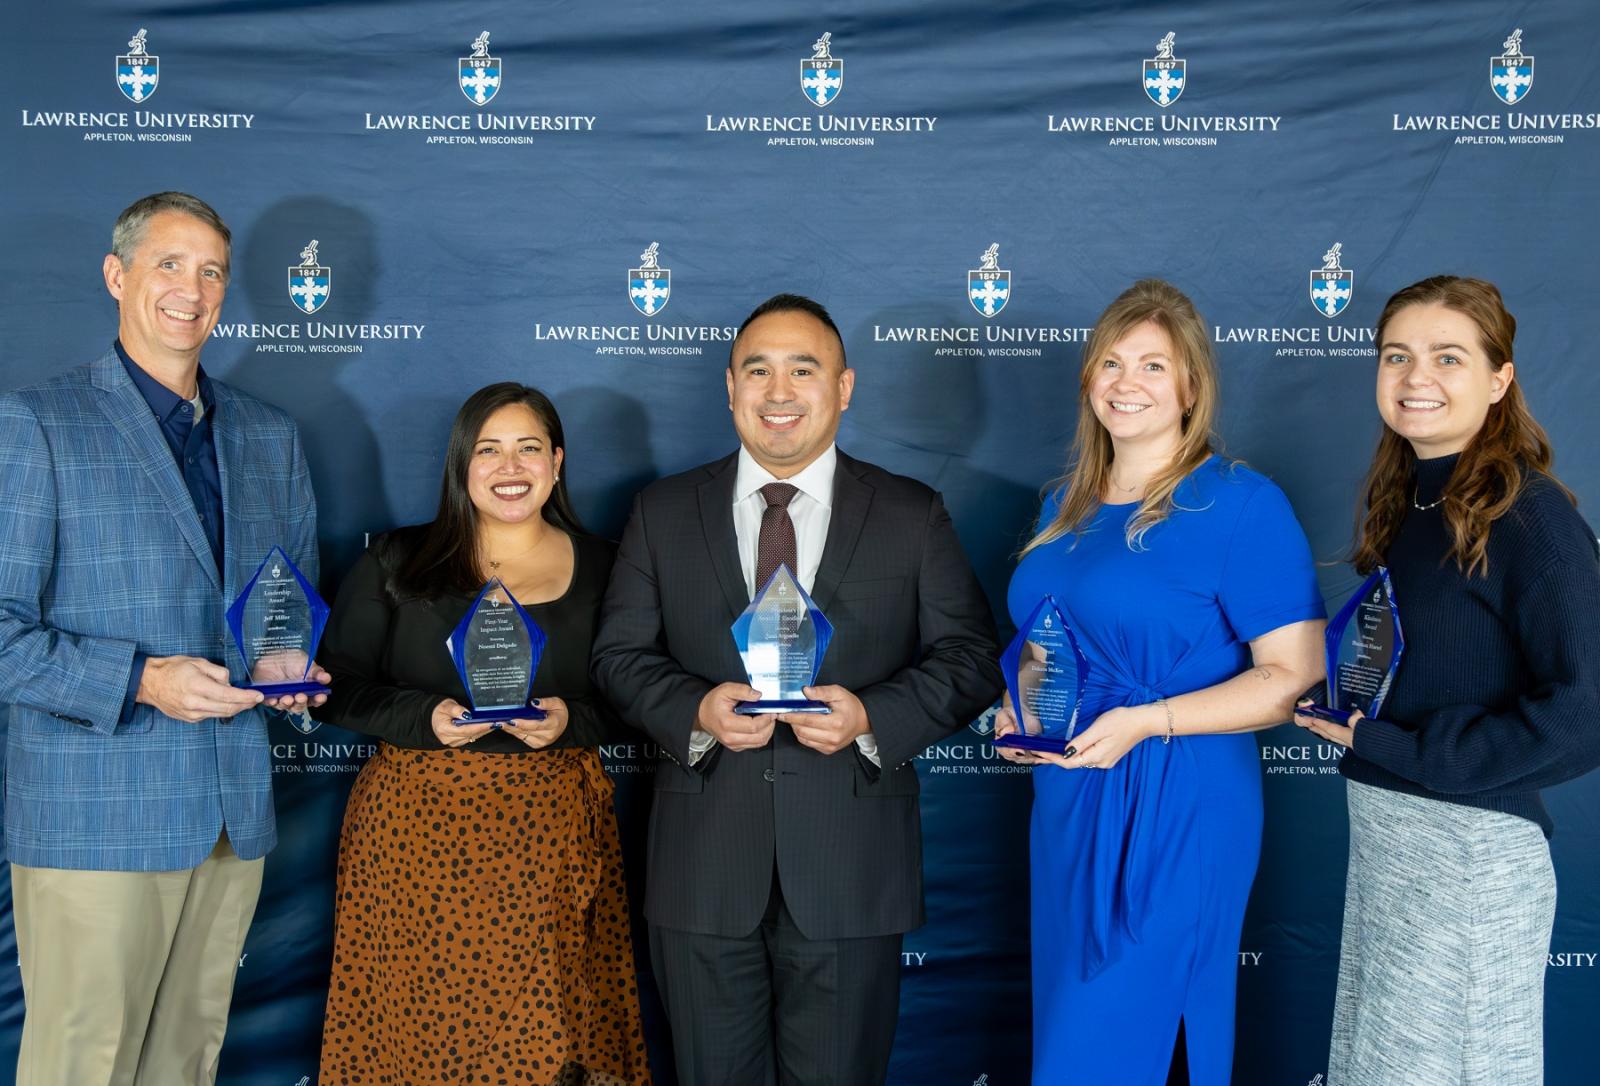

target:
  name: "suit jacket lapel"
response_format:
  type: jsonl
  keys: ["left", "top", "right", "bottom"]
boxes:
{"left": 809, "top": 451, "right": 872, "bottom": 612}
{"left": 211, "top": 385, "right": 251, "bottom": 600}
{"left": 91, "top": 351, "right": 221, "bottom": 591}
{"left": 697, "top": 453, "right": 749, "bottom": 618}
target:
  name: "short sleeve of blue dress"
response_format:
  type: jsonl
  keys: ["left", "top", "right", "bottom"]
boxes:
{"left": 1010, "top": 457, "right": 1324, "bottom": 1085}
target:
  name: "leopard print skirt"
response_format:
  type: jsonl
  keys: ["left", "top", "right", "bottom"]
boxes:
{"left": 319, "top": 742, "right": 651, "bottom": 1084}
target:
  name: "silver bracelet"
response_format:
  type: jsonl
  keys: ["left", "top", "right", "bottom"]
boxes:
{"left": 1157, "top": 697, "right": 1174, "bottom": 745}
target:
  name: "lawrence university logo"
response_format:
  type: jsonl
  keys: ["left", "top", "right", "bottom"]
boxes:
{"left": 288, "top": 241, "right": 331, "bottom": 315}
{"left": 212, "top": 240, "right": 425, "bottom": 354}
{"left": 460, "top": 31, "right": 502, "bottom": 106}
{"left": 1048, "top": 32, "right": 1280, "bottom": 147}
{"left": 628, "top": 243, "right": 671, "bottom": 317}
{"left": 1392, "top": 28, "right": 1598, "bottom": 143}
{"left": 968, "top": 705, "right": 997, "bottom": 738}
{"left": 802, "top": 33, "right": 843, "bottom": 107}
{"left": 534, "top": 247, "right": 735, "bottom": 357}
{"left": 1259, "top": 734, "right": 1346, "bottom": 775}
{"left": 1310, "top": 243, "right": 1353, "bottom": 318}
{"left": 19, "top": 28, "right": 254, "bottom": 140}
{"left": 270, "top": 738, "right": 378, "bottom": 776}
{"left": 705, "top": 33, "right": 936, "bottom": 148}
{"left": 968, "top": 244, "right": 1011, "bottom": 318}
{"left": 1491, "top": 29, "right": 1533, "bottom": 105}
{"left": 874, "top": 248, "right": 1092, "bottom": 359}
{"left": 1213, "top": 247, "right": 1373, "bottom": 357}
{"left": 918, "top": 703, "right": 1030, "bottom": 775}
{"left": 117, "top": 28, "right": 159, "bottom": 103}
{"left": 361, "top": 30, "right": 596, "bottom": 145}
{"left": 1143, "top": 32, "right": 1184, "bottom": 107}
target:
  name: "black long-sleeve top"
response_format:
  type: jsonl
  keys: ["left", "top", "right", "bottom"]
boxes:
{"left": 311, "top": 525, "right": 621, "bottom": 754}
{"left": 1341, "top": 453, "right": 1600, "bottom": 836}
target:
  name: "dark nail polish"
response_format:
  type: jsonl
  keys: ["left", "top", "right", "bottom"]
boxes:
{"left": 1062, "top": 745, "right": 1077, "bottom": 759}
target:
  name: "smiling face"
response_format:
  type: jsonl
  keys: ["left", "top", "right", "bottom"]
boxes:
{"left": 1376, "top": 302, "right": 1514, "bottom": 458}
{"left": 102, "top": 210, "right": 229, "bottom": 370}
{"left": 465, "top": 403, "right": 564, "bottom": 527}
{"left": 1086, "top": 319, "right": 1192, "bottom": 453}
{"left": 726, "top": 308, "right": 854, "bottom": 477}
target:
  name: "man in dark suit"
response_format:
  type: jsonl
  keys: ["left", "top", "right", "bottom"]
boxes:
{"left": 593, "top": 293, "right": 1002, "bottom": 1085}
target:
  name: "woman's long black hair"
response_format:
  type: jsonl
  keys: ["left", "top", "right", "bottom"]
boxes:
{"left": 394, "top": 382, "right": 588, "bottom": 597}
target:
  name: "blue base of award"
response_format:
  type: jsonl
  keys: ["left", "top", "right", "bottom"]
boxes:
{"left": 993, "top": 733, "right": 1071, "bottom": 754}
{"left": 1298, "top": 703, "right": 1355, "bottom": 726}
{"left": 734, "top": 699, "right": 831, "bottom": 715}
{"left": 452, "top": 705, "right": 548, "bottom": 725}
{"left": 249, "top": 680, "right": 331, "bottom": 697}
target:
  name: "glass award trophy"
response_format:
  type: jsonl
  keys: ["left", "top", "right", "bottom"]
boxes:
{"left": 993, "top": 595, "right": 1090, "bottom": 753}
{"left": 1300, "top": 568, "right": 1404, "bottom": 725}
{"left": 731, "top": 563, "right": 834, "bottom": 715}
{"left": 225, "top": 546, "right": 332, "bottom": 696}
{"left": 445, "top": 578, "right": 547, "bottom": 724}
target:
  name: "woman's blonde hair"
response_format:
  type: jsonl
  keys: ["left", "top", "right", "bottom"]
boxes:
{"left": 1021, "top": 279, "right": 1219, "bottom": 555}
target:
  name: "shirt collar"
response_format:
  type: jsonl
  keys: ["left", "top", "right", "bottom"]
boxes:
{"left": 115, "top": 339, "right": 211, "bottom": 424}
{"left": 734, "top": 443, "right": 837, "bottom": 510}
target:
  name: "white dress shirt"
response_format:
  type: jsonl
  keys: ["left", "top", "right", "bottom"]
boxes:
{"left": 688, "top": 444, "right": 879, "bottom": 765}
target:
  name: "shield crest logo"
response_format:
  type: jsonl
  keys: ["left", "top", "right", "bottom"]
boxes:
{"left": 1143, "top": 31, "right": 1184, "bottom": 107}
{"left": 289, "top": 266, "right": 331, "bottom": 315}
{"left": 1490, "top": 54, "right": 1534, "bottom": 105}
{"left": 629, "top": 268, "right": 670, "bottom": 317}
{"left": 1310, "top": 270, "right": 1353, "bottom": 319}
{"left": 289, "top": 241, "right": 331, "bottom": 315}
{"left": 289, "top": 712, "right": 321, "bottom": 736}
{"left": 1143, "top": 58, "right": 1185, "bottom": 107}
{"left": 460, "top": 31, "right": 502, "bottom": 106}
{"left": 969, "top": 245, "right": 1011, "bottom": 318}
{"left": 969, "top": 270, "right": 1010, "bottom": 318}
{"left": 802, "top": 59, "right": 843, "bottom": 107}
{"left": 969, "top": 704, "right": 999, "bottom": 738}
{"left": 801, "top": 32, "right": 843, "bottom": 107}
{"left": 116, "top": 53, "right": 159, "bottom": 103}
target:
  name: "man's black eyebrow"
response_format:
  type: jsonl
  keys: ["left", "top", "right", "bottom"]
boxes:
{"left": 737, "top": 352, "right": 821, "bottom": 368}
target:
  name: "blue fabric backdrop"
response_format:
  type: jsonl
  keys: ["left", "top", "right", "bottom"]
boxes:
{"left": 3, "top": 2, "right": 1598, "bottom": 1083}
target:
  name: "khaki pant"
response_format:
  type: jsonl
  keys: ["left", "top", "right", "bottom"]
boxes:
{"left": 11, "top": 833, "right": 264, "bottom": 1086}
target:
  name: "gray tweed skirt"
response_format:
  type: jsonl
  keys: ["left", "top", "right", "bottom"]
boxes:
{"left": 1329, "top": 780, "right": 1556, "bottom": 1086}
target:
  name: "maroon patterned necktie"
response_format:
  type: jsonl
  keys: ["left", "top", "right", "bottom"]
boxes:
{"left": 755, "top": 482, "right": 800, "bottom": 591}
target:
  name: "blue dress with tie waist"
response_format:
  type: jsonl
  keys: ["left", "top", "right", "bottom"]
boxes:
{"left": 1008, "top": 456, "right": 1323, "bottom": 1086}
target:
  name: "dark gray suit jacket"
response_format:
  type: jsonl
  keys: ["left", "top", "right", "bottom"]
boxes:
{"left": 592, "top": 449, "right": 1001, "bottom": 940}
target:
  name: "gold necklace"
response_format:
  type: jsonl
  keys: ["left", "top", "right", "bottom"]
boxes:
{"left": 482, "top": 533, "right": 545, "bottom": 571}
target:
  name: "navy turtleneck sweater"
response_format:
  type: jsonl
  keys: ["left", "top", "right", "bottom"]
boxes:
{"left": 1340, "top": 452, "right": 1600, "bottom": 837}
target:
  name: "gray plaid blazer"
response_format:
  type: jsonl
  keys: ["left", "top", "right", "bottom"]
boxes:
{"left": 0, "top": 350, "right": 317, "bottom": 870}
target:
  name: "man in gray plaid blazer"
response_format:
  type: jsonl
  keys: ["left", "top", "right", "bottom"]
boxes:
{"left": 0, "top": 193, "right": 325, "bottom": 1085}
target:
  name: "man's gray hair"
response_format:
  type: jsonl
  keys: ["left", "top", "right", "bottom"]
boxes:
{"left": 110, "top": 192, "right": 231, "bottom": 264}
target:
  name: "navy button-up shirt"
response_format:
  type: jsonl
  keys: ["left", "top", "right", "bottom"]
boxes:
{"left": 115, "top": 340, "right": 225, "bottom": 720}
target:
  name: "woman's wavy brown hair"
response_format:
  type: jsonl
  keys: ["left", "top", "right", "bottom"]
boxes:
{"left": 1352, "top": 276, "right": 1572, "bottom": 578}
{"left": 1022, "top": 279, "right": 1218, "bottom": 555}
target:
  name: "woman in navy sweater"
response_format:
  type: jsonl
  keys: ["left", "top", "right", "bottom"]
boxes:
{"left": 1296, "top": 276, "right": 1600, "bottom": 1085}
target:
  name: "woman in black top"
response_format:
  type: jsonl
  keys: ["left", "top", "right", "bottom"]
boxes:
{"left": 315, "top": 383, "right": 650, "bottom": 1085}
{"left": 1295, "top": 277, "right": 1600, "bottom": 1085}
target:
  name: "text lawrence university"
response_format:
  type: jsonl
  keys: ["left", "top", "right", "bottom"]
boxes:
{"left": 364, "top": 114, "right": 596, "bottom": 131}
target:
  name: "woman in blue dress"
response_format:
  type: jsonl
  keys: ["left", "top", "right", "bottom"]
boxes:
{"left": 995, "top": 279, "right": 1326, "bottom": 1085}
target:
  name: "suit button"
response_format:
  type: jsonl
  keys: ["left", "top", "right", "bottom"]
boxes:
{"left": 763, "top": 768, "right": 775, "bottom": 783}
